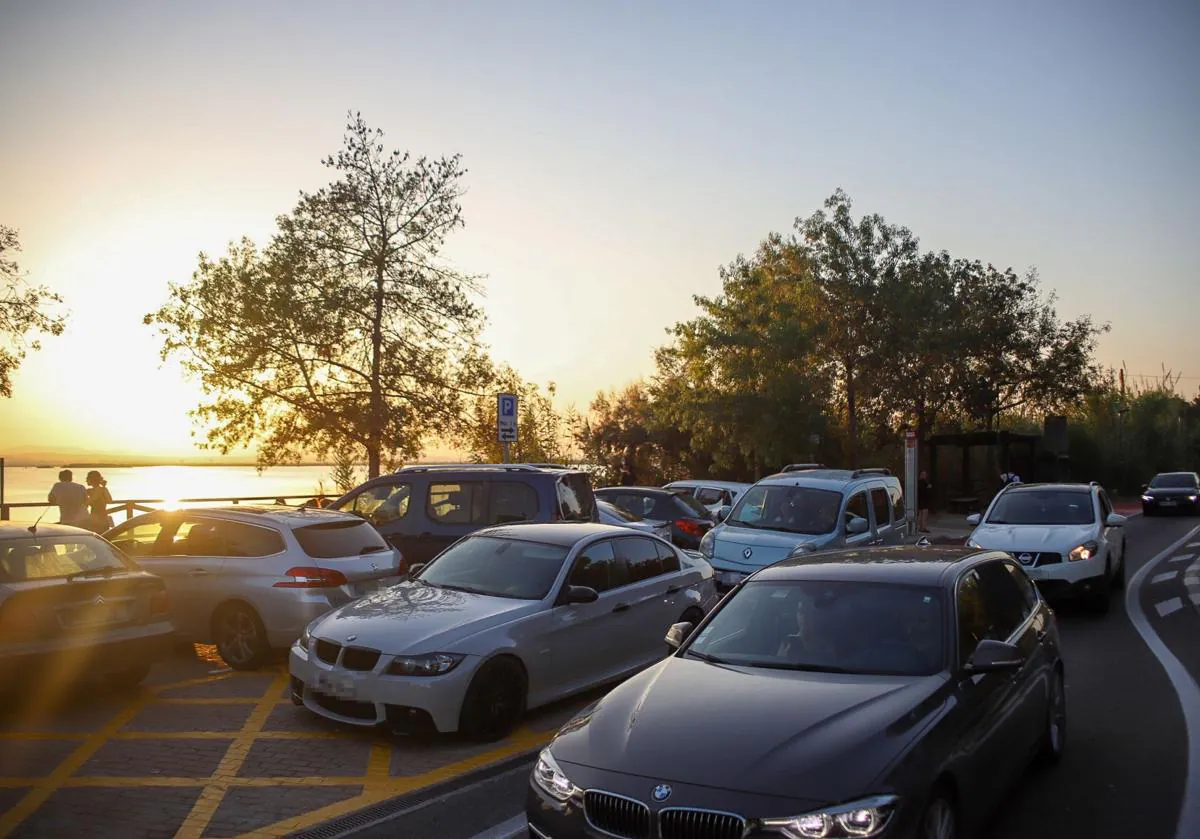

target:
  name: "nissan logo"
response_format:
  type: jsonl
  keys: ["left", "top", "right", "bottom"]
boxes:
{"left": 1018, "top": 553, "right": 1034, "bottom": 565}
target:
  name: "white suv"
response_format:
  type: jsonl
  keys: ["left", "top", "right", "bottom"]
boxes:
{"left": 965, "top": 482, "right": 1127, "bottom": 614}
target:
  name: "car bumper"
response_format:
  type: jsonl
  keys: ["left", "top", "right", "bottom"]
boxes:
{"left": 1143, "top": 497, "right": 1200, "bottom": 514}
{"left": 0, "top": 621, "right": 175, "bottom": 686}
{"left": 1020, "top": 553, "right": 1108, "bottom": 598}
{"left": 288, "top": 642, "right": 477, "bottom": 733}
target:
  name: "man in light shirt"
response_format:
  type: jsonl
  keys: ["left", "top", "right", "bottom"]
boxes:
{"left": 48, "top": 470, "right": 88, "bottom": 526}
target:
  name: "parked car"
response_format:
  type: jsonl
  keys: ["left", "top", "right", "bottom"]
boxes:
{"left": 1141, "top": 471, "right": 1200, "bottom": 516}
{"left": 662, "top": 480, "right": 752, "bottom": 517}
{"left": 593, "top": 487, "right": 714, "bottom": 550}
{"left": 289, "top": 523, "right": 718, "bottom": 741}
{"left": 596, "top": 500, "right": 673, "bottom": 542}
{"left": 0, "top": 523, "right": 174, "bottom": 689}
{"left": 699, "top": 467, "right": 905, "bottom": 591}
{"left": 104, "top": 506, "right": 401, "bottom": 669}
{"left": 528, "top": 545, "right": 1065, "bottom": 839}
{"left": 966, "top": 482, "right": 1126, "bottom": 613}
{"left": 330, "top": 464, "right": 598, "bottom": 570}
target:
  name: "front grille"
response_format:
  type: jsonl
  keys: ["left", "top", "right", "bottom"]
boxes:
{"left": 341, "top": 647, "right": 381, "bottom": 671}
{"left": 660, "top": 808, "right": 747, "bottom": 839}
{"left": 584, "top": 791, "right": 651, "bottom": 839}
{"left": 312, "top": 689, "right": 376, "bottom": 721}
{"left": 1012, "top": 551, "right": 1061, "bottom": 568}
{"left": 314, "top": 639, "right": 341, "bottom": 664}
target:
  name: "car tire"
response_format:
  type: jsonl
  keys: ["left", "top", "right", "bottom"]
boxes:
{"left": 1088, "top": 560, "right": 1112, "bottom": 615}
{"left": 214, "top": 603, "right": 270, "bottom": 671}
{"left": 1143, "top": 507, "right": 1154, "bottom": 517}
{"left": 1112, "top": 547, "right": 1126, "bottom": 591}
{"left": 918, "top": 786, "right": 958, "bottom": 839}
{"left": 1039, "top": 667, "right": 1067, "bottom": 765}
{"left": 107, "top": 664, "right": 151, "bottom": 687}
{"left": 458, "top": 657, "right": 526, "bottom": 743}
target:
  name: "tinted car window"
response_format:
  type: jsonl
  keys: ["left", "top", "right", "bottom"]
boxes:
{"left": 106, "top": 519, "right": 165, "bottom": 558}
{"left": 957, "top": 565, "right": 1027, "bottom": 665}
{"left": 977, "top": 560, "right": 1031, "bottom": 633}
{"left": 567, "top": 540, "right": 630, "bottom": 593}
{"left": 557, "top": 473, "right": 596, "bottom": 522}
{"left": 615, "top": 537, "right": 667, "bottom": 583}
{"left": 845, "top": 492, "right": 870, "bottom": 532}
{"left": 1001, "top": 561, "right": 1039, "bottom": 613}
{"left": 673, "top": 492, "right": 711, "bottom": 518}
{"left": 728, "top": 485, "right": 842, "bottom": 535}
{"left": 1150, "top": 473, "right": 1198, "bottom": 489}
{"left": 428, "top": 482, "right": 487, "bottom": 525}
{"left": 889, "top": 484, "right": 905, "bottom": 523}
{"left": 686, "top": 580, "right": 945, "bottom": 676}
{"left": 956, "top": 569, "right": 990, "bottom": 665}
{"left": 488, "top": 482, "right": 539, "bottom": 525}
{"left": 0, "top": 536, "right": 129, "bottom": 582}
{"left": 870, "top": 489, "right": 892, "bottom": 528}
{"left": 416, "top": 535, "right": 568, "bottom": 600}
{"left": 1098, "top": 491, "right": 1113, "bottom": 519}
{"left": 656, "top": 540, "right": 681, "bottom": 574}
{"left": 986, "top": 490, "right": 1095, "bottom": 525}
{"left": 338, "top": 482, "right": 411, "bottom": 525}
{"left": 294, "top": 520, "right": 389, "bottom": 559}
{"left": 213, "top": 521, "right": 287, "bottom": 557}
{"left": 696, "top": 487, "right": 725, "bottom": 505}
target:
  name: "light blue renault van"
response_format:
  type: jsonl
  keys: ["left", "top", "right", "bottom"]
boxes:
{"left": 699, "top": 467, "right": 907, "bottom": 590}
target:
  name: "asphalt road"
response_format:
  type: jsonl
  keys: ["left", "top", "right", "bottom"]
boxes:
{"left": 339, "top": 515, "right": 1200, "bottom": 839}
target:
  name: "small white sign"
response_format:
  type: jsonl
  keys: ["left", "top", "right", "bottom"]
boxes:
{"left": 497, "top": 393, "right": 518, "bottom": 443}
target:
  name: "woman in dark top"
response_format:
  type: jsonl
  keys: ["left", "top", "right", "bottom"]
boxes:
{"left": 917, "top": 470, "right": 933, "bottom": 533}
{"left": 85, "top": 470, "right": 114, "bottom": 533}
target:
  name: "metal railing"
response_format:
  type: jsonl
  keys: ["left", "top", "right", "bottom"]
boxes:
{"left": 1, "top": 495, "right": 324, "bottom": 522}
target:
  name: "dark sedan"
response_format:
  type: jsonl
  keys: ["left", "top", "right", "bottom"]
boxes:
{"left": 528, "top": 546, "right": 1064, "bottom": 839}
{"left": 1141, "top": 471, "right": 1200, "bottom": 516}
{"left": 594, "top": 487, "right": 714, "bottom": 550}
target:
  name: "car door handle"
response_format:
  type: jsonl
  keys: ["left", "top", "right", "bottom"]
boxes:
{"left": 612, "top": 603, "right": 631, "bottom": 613}
{"left": 665, "top": 585, "right": 682, "bottom": 594}
{"left": 188, "top": 568, "right": 210, "bottom": 577}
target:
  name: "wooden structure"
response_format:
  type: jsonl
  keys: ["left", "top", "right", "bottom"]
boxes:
{"left": 927, "top": 429, "right": 1041, "bottom": 514}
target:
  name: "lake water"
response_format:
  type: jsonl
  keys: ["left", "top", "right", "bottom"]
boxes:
{"left": 0, "top": 464, "right": 353, "bottom": 522}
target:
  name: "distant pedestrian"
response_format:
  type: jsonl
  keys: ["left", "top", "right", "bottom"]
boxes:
{"left": 48, "top": 470, "right": 89, "bottom": 526}
{"left": 917, "top": 470, "right": 933, "bottom": 533}
{"left": 1000, "top": 470, "right": 1022, "bottom": 486}
{"left": 85, "top": 470, "right": 114, "bottom": 533}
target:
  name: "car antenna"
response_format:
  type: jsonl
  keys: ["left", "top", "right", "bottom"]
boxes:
{"left": 28, "top": 508, "right": 48, "bottom": 534}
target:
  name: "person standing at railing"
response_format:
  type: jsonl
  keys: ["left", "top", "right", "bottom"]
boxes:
{"left": 85, "top": 470, "right": 114, "bottom": 532}
{"left": 48, "top": 469, "right": 89, "bottom": 526}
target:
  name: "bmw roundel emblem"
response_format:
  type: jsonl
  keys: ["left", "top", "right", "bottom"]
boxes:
{"left": 743, "top": 547, "right": 753, "bottom": 560}
{"left": 652, "top": 784, "right": 672, "bottom": 802}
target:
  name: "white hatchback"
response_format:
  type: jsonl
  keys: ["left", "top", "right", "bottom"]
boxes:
{"left": 966, "top": 482, "right": 1127, "bottom": 613}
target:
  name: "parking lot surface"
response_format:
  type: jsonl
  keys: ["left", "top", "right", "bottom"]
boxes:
{"left": 0, "top": 646, "right": 591, "bottom": 839}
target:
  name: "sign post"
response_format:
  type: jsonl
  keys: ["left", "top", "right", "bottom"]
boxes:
{"left": 904, "top": 430, "right": 918, "bottom": 537}
{"left": 497, "top": 393, "right": 518, "bottom": 464}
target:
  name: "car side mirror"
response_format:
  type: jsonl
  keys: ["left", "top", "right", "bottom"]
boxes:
{"left": 717, "top": 505, "right": 732, "bottom": 522}
{"left": 564, "top": 585, "right": 599, "bottom": 605}
{"left": 1105, "top": 513, "right": 1127, "bottom": 527}
{"left": 846, "top": 517, "right": 869, "bottom": 535}
{"left": 966, "top": 513, "right": 981, "bottom": 526}
{"left": 407, "top": 563, "right": 426, "bottom": 577}
{"left": 665, "top": 621, "right": 694, "bottom": 650}
{"left": 964, "top": 639, "right": 1024, "bottom": 675}
{"left": 1140, "top": 484, "right": 1149, "bottom": 494}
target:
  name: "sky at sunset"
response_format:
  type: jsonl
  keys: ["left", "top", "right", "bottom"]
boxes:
{"left": 1, "top": 0, "right": 1198, "bottom": 460}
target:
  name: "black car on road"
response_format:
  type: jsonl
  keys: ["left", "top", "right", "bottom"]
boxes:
{"left": 1141, "top": 471, "right": 1200, "bottom": 516}
{"left": 593, "top": 487, "right": 714, "bottom": 550}
{"left": 528, "top": 546, "right": 1065, "bottom": 839}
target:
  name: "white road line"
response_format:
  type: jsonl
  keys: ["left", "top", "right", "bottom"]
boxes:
{"left": 1127, "top": 523, "right": 1200, "bottom": 839}
{"left": 1158, "top": 598, "right": 1185, "bottom": 616}
{"left": 1189, "top": 543, "right": 1200, "bottom": 548}
{"left": 469, "top": 814, "right": 527, "bottom": 839}
{"left": 1171, "top": 554, "right": 1197, "bottom": 563}
{"left": 1154, "top": 571, "right": 1181, "bottom": 584}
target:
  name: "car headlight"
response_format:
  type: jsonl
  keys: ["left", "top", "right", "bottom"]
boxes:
{"left": 762, "top": 794, "right": 899, "bottom": 838}
{"left": 1068, "top": 541, "right": 1099, "bottom": 562}
{"left": 965, "top": 538, "right": 982, "bottom": 549}
{"left": 298, "top": 623, "right": 313, "bottom": 649}
{"left": 1141, "top": 495, "right": 1153, "bottom": 502}
{"left": 1189, "top": 495, "right": 1199, "bottom": 502}
{"left": 699, "top": 530, "right": 715, "bottom": 558}
{"left": 386, "top": 653, "right": 465, "bottom": 676}
{"left": 532, "top": 748, "right": 581, "bottom": 802}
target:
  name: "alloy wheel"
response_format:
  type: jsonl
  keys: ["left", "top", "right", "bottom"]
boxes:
{"left": 922, "top": 797, "right": 956, "bottom": 839}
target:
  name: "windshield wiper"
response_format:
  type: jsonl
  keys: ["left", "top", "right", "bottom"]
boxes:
{"left": 66, "top": 566, "right": 122, "bottom": 582}
{"left": 749, "top": 662, "right": 857, "bottom": 674}
{"left": 431, "top": 582, "right": 484, "bottom": 595}
{"left": 686, "top": 650, "right": 732, "bottom": 665}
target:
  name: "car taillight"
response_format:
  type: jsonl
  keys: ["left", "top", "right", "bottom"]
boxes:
{"left": 676, "top": 519, "right": 705, "bottom": 538}
{"left": 274, "top": 567, "right": 349, "bottom": 588}
{"left": 150, "top": 589, "right": 170, "bottom": 616}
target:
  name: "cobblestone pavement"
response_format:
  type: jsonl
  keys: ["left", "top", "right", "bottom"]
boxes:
{"left": 0, "top": 646, "right": 590, "bottom": 838}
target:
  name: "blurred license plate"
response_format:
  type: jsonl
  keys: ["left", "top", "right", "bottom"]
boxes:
{"left": 1161, "top": 500, "right": 1177, "bottom": 507}
{"left": 716, "top": 571, "right": 746, "bottom": 588}
{"left": 314, "top": 671, "right": 357, "bottom": 699}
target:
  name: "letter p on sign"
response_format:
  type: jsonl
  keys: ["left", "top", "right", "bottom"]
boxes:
{"left": 497, "top": 393, "right": 518, "bottom": 443}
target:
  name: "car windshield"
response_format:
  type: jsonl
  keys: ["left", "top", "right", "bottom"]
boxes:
{"left": 1150, "top": 474, "right": 1196, "bottom": 489}
{"left": 415, "top": 535, "right": 569, "bottom": 600}
{"left": 727, "top": 485, "right": 842, "bottom": 534}
{"left": 598, "top": 500, "right": 641, "bottom": 522}
{"left": 673, "top": 492, "right": 711, "bottom": 518}
{"left": 684, "top": 580, "right": 946, "bottom": 677}
{"left": 986, "top": 490, "right": 1095, "bottom": 525}
{"left": 0, "top": 535, "right": 130, "bottom": 582}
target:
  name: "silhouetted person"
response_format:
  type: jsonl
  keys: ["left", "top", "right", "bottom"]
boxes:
{"left": 918, "top": 470, "right": 933, "bottom": 533}
{"left": 85, "top": 470, "right": 114, "bottom": 532}
{"left": 48, "top": 470, "right": 88, "bottom": 526}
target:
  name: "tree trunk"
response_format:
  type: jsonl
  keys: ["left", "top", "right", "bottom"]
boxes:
{"left": 368, "top": 262, "right": 385, "bottom": 478}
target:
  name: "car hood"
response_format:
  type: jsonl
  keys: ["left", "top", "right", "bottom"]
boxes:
{"left": 969, "top": 522, "right": 1096, "bottom": 552}
{"left": 550, "top": 657, "right": 948, "bottom": 802}
{"left": 711, "top": 525, "right": 823, "bottom": 571}
{"left": 308, "top": 580, "right": 541, "bottom": 654}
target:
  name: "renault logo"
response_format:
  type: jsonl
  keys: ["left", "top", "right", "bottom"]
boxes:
{"left": 652, "top": 784, "right": 672, "bottom": 802}
{"left": 743, "top": 547, "right": 753, "bottom": 559}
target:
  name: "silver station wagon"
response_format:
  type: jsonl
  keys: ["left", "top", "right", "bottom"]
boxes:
{"left": 105, "top": 506, "right": 401, "bottom": 669}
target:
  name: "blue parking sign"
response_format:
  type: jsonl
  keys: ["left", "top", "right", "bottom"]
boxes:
{"left": 497, "top": 393, "right": 518, "bottom": 442}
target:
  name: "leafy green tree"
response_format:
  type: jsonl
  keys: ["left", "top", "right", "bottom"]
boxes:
{"left": 574, "top": 383, "right": 665, "bottom": 486}
{"left": 0, "top": 225, "right": 65, "bottom": 398}
{"left": 147, "top": 115, "right": 489, "bottom": 477}
{"left": 456, "top": 364, "right": 573, "bottom": 464}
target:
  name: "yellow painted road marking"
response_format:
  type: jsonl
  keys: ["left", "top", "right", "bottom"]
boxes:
{"left": 0, "top": 692, "right": 151, "bottom": 837}
{"left": 365, "top": 741, "right": 392, "bottom": 789}
{"left": 174, "top": 672, "right": 289, "bottom": 839}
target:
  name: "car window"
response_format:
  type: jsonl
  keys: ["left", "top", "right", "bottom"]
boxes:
{"left": 870, "top": 489, "right": 892, "bottom": 529}
{"left": 685, "top": 579, "right": 945, "bottom": 677}
{"left": 696, "top": 487, "right": 724, "bottom": 505}
{"left": 598, "top": 500, "right": 641, "bottom": 523}
{"left": 169, "top": 519, "right": 285, "bottom": 558}
{"left": 728, "top": 485, "right": 842, "bottom": 535}
{"left": 1149, "top": 473, "right": 1199, "bottom": 489}
{"left": 416, "top": 535, "right": 569, "bottom": 600}
{"left": 428, "top": 482, "right": 487, "bottom": 525}
{"left": 844, "top": 492, "right": 870, "bottom": 533}
{"left": 1000, "top": 561, "right": 1039, "bottom": 613}
{"left": 567, "top": 539, "right": 630, "bottom": 593}
{"left": 977, "top": 560, "right": 1032, "bottom": 631}
{"left": 338, "top": 482, "right": 411, "bottom": 526}
{"left": 888, "top": 484, "right": 905, "bottom": 524}
{"left": 162, "top": 518, "right": 217, "bottom": 556}
{"left": 957, "top": 564, "right": 1028, "bottom": 665}
{"left": 294, "top": 519, "right": 389, "bottom": 559}
{"left": 609, "top": 493, "right": 654, "bottom": 518}
{"left": 0, "top": 536, "right": 129, "bottom": 582}
{"left": 557, "top": 474, "right": 596, "bottom": 522}
{"left": 656, "top": 540, "right": 681, "bottom": 574}
{"left": 488, "top": 481, "right": 539, "bottom": 524}
{"left": 673, "top": 492, "right": 711, "bottom": 518}
{"left": 1098, "top": 491, "right": 1113, "bottom": 520}
{"left": 985, "top": 490, "right": 1095, "bottom": 525}
{"left": 614, "top": 537, "right": 667, "bottom": 583}
{"left": 107, "top": 519, "right": 165, "bottom": 558}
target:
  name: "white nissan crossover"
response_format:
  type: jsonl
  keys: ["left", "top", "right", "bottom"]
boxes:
{"left": 966, "top": 482, "right": 1127, "bottom": 613}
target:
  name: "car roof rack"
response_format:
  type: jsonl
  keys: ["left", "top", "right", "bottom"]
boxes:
{"left": 780, "top": 463, "right": 827, "bottom": 472}
{"left": 395, "top": 463, "right": 545, "bottom": 473}
{"left": 850, "top": 467, "right": 892, "bottom": 478}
